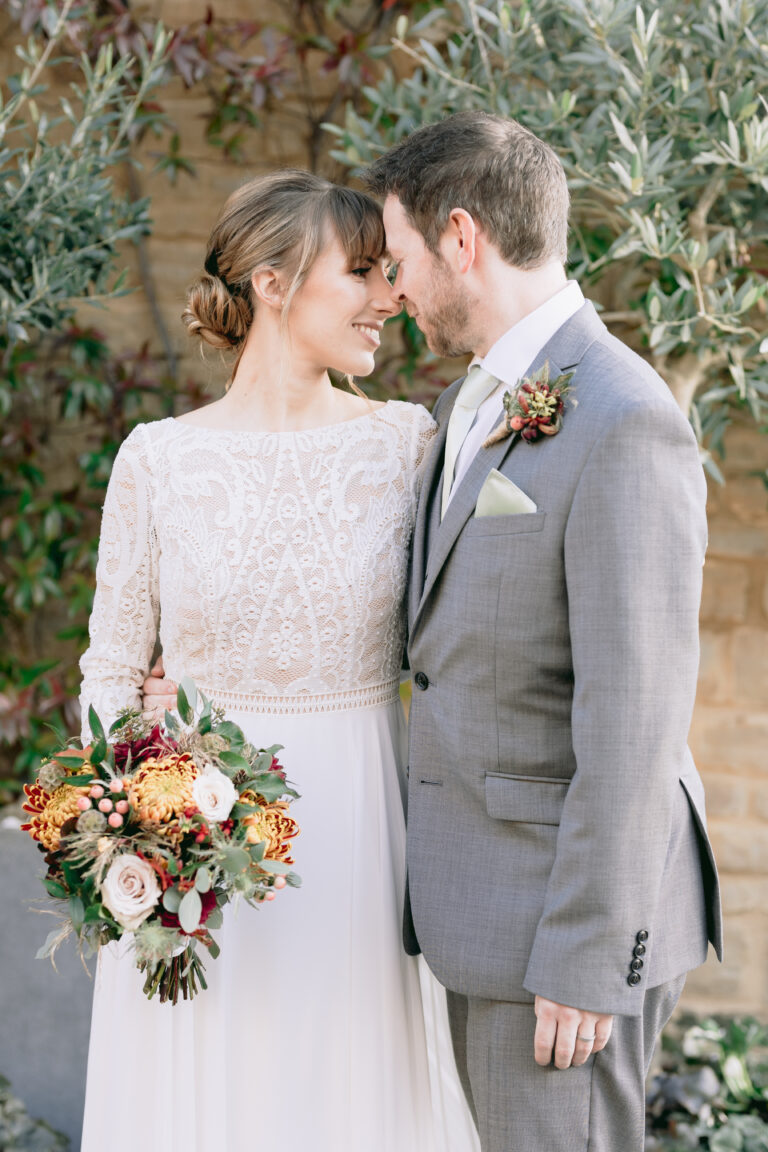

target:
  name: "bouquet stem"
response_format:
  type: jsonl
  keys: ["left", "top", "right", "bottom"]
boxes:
{"left": 141, "top": 950, "right": 208, "bottom": 1004}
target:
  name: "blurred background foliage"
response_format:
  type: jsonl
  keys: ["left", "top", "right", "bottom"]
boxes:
{"left": 647, "top": 1015, "right": 768, "bottom": 1150}
{"left": 0, "top": 0, "right": 766, "bottom": 798}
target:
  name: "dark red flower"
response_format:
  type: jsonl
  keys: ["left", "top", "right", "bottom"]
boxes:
{"left": 270, "top": 755, "right": 287, "bottom": 781}
{"left": 112, "top": 726, "right": 177, "bottom": 774}
{"left": 158, "top": 888, "right": 218, "bottom": 932}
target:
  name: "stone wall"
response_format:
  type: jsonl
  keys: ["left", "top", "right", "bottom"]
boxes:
{"left": 686, "top": 425, "right": 768, "bottom": 1016}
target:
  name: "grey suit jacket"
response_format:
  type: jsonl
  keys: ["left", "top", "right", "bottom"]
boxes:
{"left": 405, "top": 301, "right": 723, "bottom": 1017}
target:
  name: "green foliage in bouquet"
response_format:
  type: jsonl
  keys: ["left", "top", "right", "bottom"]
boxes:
{"left": 22, "top": 681, "right": 301, "bottom": 1004}
{"left": 329, "top": 0, "right": 768, "bottom": 480}
{"left": 0, "top": 1076, "right": 69, "bottom": 1152}
{"left": 646, "top": 1015, "right": 768, "bottom": 1150}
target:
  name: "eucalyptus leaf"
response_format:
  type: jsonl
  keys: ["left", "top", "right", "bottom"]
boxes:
{"left": 164, "top": 710, "right": 180, "bottom": 735}
{"left": 195, "top": 866, "right": 212, "bottom": 893}
{"left": 54, "top": 756, "right": 92, "bottom": 770}
{"left": 88, "top": 705, "right": 105, "bottom": 742}
{"left": 214, "top": 721, "right": 245, "bottom": 745}
{"left": 178, "top": 677, "right": 198, "bottom": 712}
{"left": 258, "top": 859, "right": 290, "bottom": 874}
{"left": 176, "top": 682, "right": 193, "bottom": 725}
{"left": 219, "top": 751, "right": 251, "bottom": 771}
{"left": 178, "top": 888, "right": 202, "bottom": 934}
{"left": 90, "top": 736, "right": 107, "bottom": 765}
{"left": 220, "top": 846, "right": 251, "bottom": 874}
{"left": 68, "top": 893, "right": 85, "bottom": 933}
{"left": 206, "top": 907, "right": 224, "bottom": 930}
{"left": 36, "top": 928, "right": 67, "bottom": 960}
{"left": 248, "top": 775, "right": 287, "bottom": 803}
{"left": 162, "top": 886, "right": 182, "bottom": 913}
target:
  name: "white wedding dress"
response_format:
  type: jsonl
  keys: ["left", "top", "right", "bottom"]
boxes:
{"left": 79, "top": 401, "right": 479, "bottom": 1152}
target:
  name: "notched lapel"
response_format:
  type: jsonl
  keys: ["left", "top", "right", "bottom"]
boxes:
{"left": 412, "top": 424, "right": 521, "bottom": 630}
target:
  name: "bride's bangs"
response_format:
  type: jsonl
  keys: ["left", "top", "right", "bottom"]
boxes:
{"left": 328, "top": 188, "right": 386, "bottom": 267}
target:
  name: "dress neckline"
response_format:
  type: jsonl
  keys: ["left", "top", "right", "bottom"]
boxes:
{"left": 170, "top": 400, "right": 394, "bottom": 438}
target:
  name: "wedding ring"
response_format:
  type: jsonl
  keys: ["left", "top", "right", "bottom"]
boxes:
{"left": 576, "top": 1034, "right": 596, "bottom": 1043}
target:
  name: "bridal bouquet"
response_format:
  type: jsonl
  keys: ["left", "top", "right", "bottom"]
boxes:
{"left": 22, "top": 680, "right": 300, "bottom": 1004}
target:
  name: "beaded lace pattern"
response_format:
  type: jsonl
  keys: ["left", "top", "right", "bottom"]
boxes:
{"left": 80, "top": 402, "right": 436, "bottom": 731}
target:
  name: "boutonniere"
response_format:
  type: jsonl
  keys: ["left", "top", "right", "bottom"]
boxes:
{"left": 483, "top": 361, "right": 576, "bottom": 448}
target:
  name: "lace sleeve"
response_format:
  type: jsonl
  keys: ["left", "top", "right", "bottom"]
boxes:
{"left": 407, "top": 403, "right": 438, "bottom": 509}
{"left": 79, "top": 426, "right": 159, "bottom": 738}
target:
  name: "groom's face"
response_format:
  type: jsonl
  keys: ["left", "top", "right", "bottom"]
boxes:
{"left": 383, "top": 196, "right": 472, "bottom": 358}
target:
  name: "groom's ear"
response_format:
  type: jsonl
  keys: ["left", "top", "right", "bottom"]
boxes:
{"left": 442, "top": 208, "right": 478, "bottom": 275}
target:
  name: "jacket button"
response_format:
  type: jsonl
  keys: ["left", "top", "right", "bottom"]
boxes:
{"left": 414, "top": 672, "right": 429, "bottom": 691}
{"left": 636, "top": 929, "right": 649, "bottom": 943}
{"left": 627, "top": 972, "right": 642, "bottom": 987}
{"left": 633, "top": 943, "right": 646, "bottom": 958}
{"left": 630, "top": 958, "right": 644, "bottom": 972}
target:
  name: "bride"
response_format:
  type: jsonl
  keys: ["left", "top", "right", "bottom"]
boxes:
{"left": 79, "top": 169, "right": 479, "bottom": 1151}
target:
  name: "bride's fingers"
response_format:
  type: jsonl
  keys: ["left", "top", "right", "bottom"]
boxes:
{"left": 143, "top": 698, "right": 176, "bottom": 720}
{"left": 143, "top": 675, "right": 177, "bottom": 694}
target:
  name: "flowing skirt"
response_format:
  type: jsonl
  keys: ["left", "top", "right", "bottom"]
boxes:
{"left": 81, "top": 699, "right": 479, "bottom": 1151}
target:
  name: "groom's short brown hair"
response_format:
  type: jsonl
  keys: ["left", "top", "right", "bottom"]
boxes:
{"left": 365, "top": 111, "right": 569, "bottom": 268}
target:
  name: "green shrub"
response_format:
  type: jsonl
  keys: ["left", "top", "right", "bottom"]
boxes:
{"left": 647, "top": 1016, "right": 768, "bottom": 1149}
{"left": 330, "top": 0, "right": 768, "bottom": 480}
{"left": 0, "top": 1076, "right": 69, "bottom": 1151}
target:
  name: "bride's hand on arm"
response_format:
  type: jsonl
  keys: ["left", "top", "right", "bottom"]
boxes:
{"left": 142, "top": 656, "right": 177, "bottom": 719}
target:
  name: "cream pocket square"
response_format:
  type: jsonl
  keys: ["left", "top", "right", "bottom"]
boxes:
{"left": 475, "top": 470, "right": 537, "bottom": 517}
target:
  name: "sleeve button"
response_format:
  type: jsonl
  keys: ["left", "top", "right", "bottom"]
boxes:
{"left": 627, "top": 972, "right": 642, "bottom": 987}
{"left": 636, "top": 929, "right": 649, "bottom": 943}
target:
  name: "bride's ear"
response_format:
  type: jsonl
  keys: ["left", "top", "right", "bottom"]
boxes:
{"left": 251, "top": 266, "right": 286, "bottom": 312}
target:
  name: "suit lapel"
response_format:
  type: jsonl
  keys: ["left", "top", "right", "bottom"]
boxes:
{"left": 410, "top": 300, "right": 605, "bottom": 638}
{"left": 411, "top": 425, "right": 521, "bottom": 632}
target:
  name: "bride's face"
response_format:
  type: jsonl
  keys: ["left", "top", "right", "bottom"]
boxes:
{"left": 284, "top": 231, "right": 400, "bottom": 377}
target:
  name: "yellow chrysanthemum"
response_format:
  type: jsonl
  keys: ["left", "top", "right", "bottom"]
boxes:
{"left": 21, "top": 782, "right": 90, "bottom": 852}
{"left": 241, "top": 791, "right": 299, "bottom": 864}
{"left": 127, "top": 754, "right": 200, "bottom": 824}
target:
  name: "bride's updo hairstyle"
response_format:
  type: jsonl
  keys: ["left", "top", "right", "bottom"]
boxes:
{"left": 183, "top": 170, "right": 386, "bottom": 361}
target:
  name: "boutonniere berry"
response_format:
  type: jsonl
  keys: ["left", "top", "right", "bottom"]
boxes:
{"left": 483, "top": 361, "right": 576, "bottom": 447}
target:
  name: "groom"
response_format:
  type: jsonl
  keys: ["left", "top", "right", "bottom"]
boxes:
{"left": 363, "top": 112, "right": 722, "bottom": 1151}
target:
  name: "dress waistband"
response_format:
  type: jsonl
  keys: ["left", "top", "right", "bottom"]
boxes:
{"left": 197, "top": 679, "right": 401, "bottom": 716}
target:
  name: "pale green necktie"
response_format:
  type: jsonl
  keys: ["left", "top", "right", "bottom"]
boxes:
{"left": 441, "top": 366, "right": 499, "bottom": 520}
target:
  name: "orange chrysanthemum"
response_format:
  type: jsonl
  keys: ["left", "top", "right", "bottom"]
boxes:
{"left": 21, "top": 782, "right": 90, "bottom": 852}
{"left": 241, "top": 792, "right": 299, "bottom": 865}
{"left": 127, "top": 754, "right": 200, "bottom": 824}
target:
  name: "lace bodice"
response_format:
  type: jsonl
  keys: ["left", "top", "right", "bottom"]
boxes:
{"left": 79, "top": 402, "right": 435, "bottom": 730}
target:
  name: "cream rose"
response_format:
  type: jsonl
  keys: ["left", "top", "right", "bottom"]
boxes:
{"left": 101, "top": 854, "right": 160, "bottom": 930}
{"left": 192, "top": 770, "right": 237, "bottom": 823}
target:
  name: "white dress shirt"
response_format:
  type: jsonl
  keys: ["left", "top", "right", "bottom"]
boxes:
{"left": 445, "top": 281, "right": 585, "bottom": 508}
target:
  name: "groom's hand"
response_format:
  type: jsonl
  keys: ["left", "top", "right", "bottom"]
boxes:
{"left": 533, "top": 996, "right": 613, "bottom": 1069}
{"left": 142, "top": 656, "right": 177, "bottom": 718}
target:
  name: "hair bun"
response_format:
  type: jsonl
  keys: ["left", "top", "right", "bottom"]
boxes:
{"left": 182, "top": 273, "right": 252, "bottom": 351}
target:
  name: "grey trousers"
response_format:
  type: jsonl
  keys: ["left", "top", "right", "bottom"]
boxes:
{"left": 447, "top": 975, "right": 686, "bottom": 1152}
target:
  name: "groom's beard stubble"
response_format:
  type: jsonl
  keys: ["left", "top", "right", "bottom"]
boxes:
{"left": 414, "top": 259, "right": 473, "bottom": 359}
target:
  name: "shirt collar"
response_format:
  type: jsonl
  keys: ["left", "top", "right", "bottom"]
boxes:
{"left": 469, "top": 281, "right": 585, "bottom": 388}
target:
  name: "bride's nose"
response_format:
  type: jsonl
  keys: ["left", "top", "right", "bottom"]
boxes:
{"left": 369, "top": 265, "right": 402, "bottom": 317}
